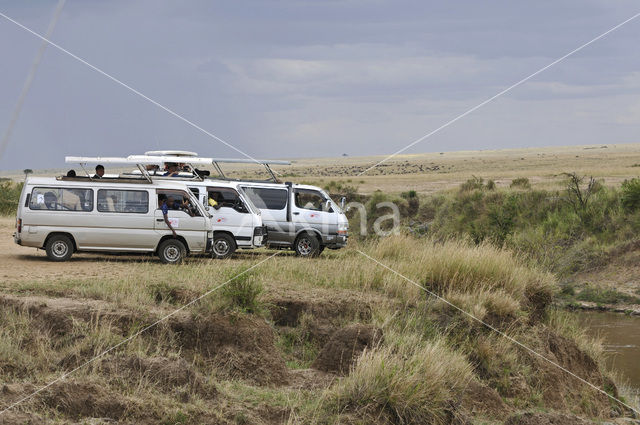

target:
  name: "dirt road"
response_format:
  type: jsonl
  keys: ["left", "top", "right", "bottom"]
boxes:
{"left": 0, "top": 217, "right": 150, "bottom": 283}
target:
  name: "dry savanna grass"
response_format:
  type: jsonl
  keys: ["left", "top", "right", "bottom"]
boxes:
{"left": 1, "top": 232, "right": 634, "bottom": 424}
{"left": 4, "top": 143, "right": 640, "bottom": 195}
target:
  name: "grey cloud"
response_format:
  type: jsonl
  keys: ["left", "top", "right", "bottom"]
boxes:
{"left": 1, "top": 0, "right": 639, "bottom": 169}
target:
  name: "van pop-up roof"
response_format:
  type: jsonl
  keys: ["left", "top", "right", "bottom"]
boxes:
{"left": 141, "top": 151, "right": 291, "bottom": 183}
{"left": 66, "top": 153, "right": 291, "bottom": 183}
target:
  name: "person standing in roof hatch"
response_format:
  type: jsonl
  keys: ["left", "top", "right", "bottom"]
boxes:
{"left": 93, "top": 165, "right": 104, "bottom": 179}
{"left": 163, "top": 163, "right": 180, "bottom": 177}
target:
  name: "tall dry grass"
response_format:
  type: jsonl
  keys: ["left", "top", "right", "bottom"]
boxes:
{"left": 328, "top": 332, "right": 472, "bottom": 424}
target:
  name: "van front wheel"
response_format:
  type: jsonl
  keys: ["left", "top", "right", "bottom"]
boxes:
{"left": 158, "top": 239, "right": 186, "bottom": 264}
{"left": 212, "top": 233, "right": 236, "bottom": 259}
{"left": 45, "top": 235, "right": 74, "bottom": 262}
{"left": 294, "top": 233, "right": 320, "bottom": 257}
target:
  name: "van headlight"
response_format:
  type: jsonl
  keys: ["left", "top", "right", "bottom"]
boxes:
{"left": 338, "top": 223, "right": 348, "bottom": 235}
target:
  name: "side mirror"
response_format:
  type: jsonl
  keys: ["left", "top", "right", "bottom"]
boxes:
{"left": 340, "top": 197, "right": 346, "bottom": 209}
{"left": 325, "top": 200, "right": 331, "bottom": 211}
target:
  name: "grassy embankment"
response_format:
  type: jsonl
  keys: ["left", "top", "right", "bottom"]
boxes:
{"left": 322, "top": 174, "right": 640, "bottom": 309}
{"left": 0, "top": 233, "right": 637, "bottom": 424}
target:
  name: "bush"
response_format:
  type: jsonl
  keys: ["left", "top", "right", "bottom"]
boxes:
{"left": 330, "top": 335, "right": 472, "bottom": 424}
{"left": 621, "top": 178, "right": 640, "bottom": 211}
{"left": 0, "top": 181, "right": 22, "bottom": 216}
{"left": 510, "top": 177, "right": 531, "bottom": 189}
{"left": 401, "top": 190, "right": 417, "bottom": 199}
{"left": 220, "top": 271, "right": 263, "bottom": 313}
{"left": 459, "top": 176, "right": 484, "bottom": 192}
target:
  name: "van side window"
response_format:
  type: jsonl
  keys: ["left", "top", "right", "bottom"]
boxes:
{"left": 188, "top": 187, "right": 199, "bottom": 197}
{"left": 294, "top": 189, "right": 328, "bottom": 211}
{"left": 97, "top": 189, "right": 148, "bottom": 213}
{"left": 157, "top": 190, "right": 202, "bottom": 217}
{"left": 242, "top": 187, "right": 287, "bottom": 210}
{"left": 208, "top": 187, "right": 247, "bottom": 213}
{"left": 29, "top": 187, "right": 93, "bottom": 211}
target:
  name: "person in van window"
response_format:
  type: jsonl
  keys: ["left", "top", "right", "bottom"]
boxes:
{"left": 208, "top": 192, "right": 222, "bottom": 210}
{"left": 93, "top": 165, "right": 104, "bottom": 179}
{"left": 44, "top": 192, "right": 57, "bottom": 210}
{"left": 183, "top": 198, "right": 196, "bottom": 216}
{"left": 170, "top": 196, "right": 194, "bottom": 216}
{"left": 158, "top": 194, "right": 178, "bottom": 238}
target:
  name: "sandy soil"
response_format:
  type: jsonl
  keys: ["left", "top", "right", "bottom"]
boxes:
{"left": 0, "top": 217, "right": 148, "bottom": 283}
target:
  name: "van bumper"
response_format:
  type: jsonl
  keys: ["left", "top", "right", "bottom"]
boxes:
{"left": 324, "top": 233, "right": 348, "bottom": 249}
{"left": 253, "top": 226, "right": 268, "bottom": 247}
{"left": 13, "top": 233, "right": 22, "bottom": 245}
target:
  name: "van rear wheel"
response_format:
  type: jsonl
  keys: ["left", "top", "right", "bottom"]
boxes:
{"left": 45, "top": 234, "right": 74, "bottom": 262}
{"left": 294, "top": 233, "right": 320, "bottom": 257}
{"left": 158, "top": 239, "right": 186, "bottom": 264}
{"left": 212, "top": 233, "right": 236, "bottom": 259}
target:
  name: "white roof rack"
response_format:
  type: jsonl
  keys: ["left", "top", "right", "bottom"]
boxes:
{"left": 65, "top": 155, "right": 213, "bottom": 165}
{"left": 145, "top": 150, "right": 198, "bottom": 157}
{"left": 144, "top": 151, "right": 291, "bottom": 166}
{"left": 66, "top": 155, "right": 291, "bottom": 166}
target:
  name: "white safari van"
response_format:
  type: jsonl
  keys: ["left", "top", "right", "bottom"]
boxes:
{"left": 137, "top": 151, "right": 349, "bottom": 257}
{"left": 14, "top": 176, "right": 212, "bottom": 264}
{"left": 240, "top": 181, "right": 349, "bottom": 257}
{"left": 65, "top": 155, "right": 267, "bottom": 259}
{"left": 183, "top": 181, "right": 266, "bottom": 258}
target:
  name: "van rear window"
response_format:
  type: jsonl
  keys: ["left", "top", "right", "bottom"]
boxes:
{"left": 98, "top": 189, "right": 148, "bottom": 213}
{"left": 242, "top": 187, "right": 287, "bottom": 210}
{"left": 29, "top": 187, "right": 93, "bottom": 212}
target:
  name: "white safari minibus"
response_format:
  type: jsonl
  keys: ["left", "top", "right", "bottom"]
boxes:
{"left": 240, "top": 181, "right": 349, "bottom": 256}
{"left": 14, "top": 176, "right": 212, "bottom": 264}
{"left": 138, "top": 151, "right": 349, "bottom": 257}
{"left": 65, "top": 155, "right": 267, "bottom": 259}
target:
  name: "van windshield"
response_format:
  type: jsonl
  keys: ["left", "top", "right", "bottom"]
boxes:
{"left": 236, "top": 187, "right": 259, "bottom": 215}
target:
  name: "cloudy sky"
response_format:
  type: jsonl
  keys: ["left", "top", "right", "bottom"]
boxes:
{"left": 1, "top": 0, "right": 639, "bottom": 170}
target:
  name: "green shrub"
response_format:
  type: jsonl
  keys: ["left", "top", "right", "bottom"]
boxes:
{"left": 220, "top": 271, "right": 263, "bottom": 313}
{"left": 459, "top": 176, "right": 484, "bottom": 192}
{"left": 0, "top": 181, "right": 22, "bottom": 216}
{"left": 575, "top": 284, "right": 640, "bottom": 305}
{"left": 621, "top": 178, "right": 640, "bottom": 211}
{"left": 510, "top": 177, "right": 531, "bottom": 189}
{"left": 401, "top": 190, "right": 417, "bottom": 199}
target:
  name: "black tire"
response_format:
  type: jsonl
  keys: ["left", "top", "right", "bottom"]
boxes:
{"left": 294, "top": 233, "right": 320, "bottom": 257}
{"left": 318, "top": 245, "right": 325, "bottom": 254}
{"left": 157, "top": 239, "right": 186, "bottom": 264}
{"left": 212, "top": 233, "right": 236, "bottom": 259}
{"left": 45, "top": 234, "right": 74, "bottom": 262}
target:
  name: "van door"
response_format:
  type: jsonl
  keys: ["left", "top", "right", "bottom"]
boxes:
{"left": 242, "top": 186, "right": 291, "bottom": 246}
{"left": 93, "top": 188, "right": 155, "bottom": 250}
{"left": 206, "top": 186, "right": 255, "bottom": 245}
{"left": 291, "top": 188, "right": 336, "bottom": 240}
{"left": 154, "top": 189, "right": 208, "bottom": 253}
